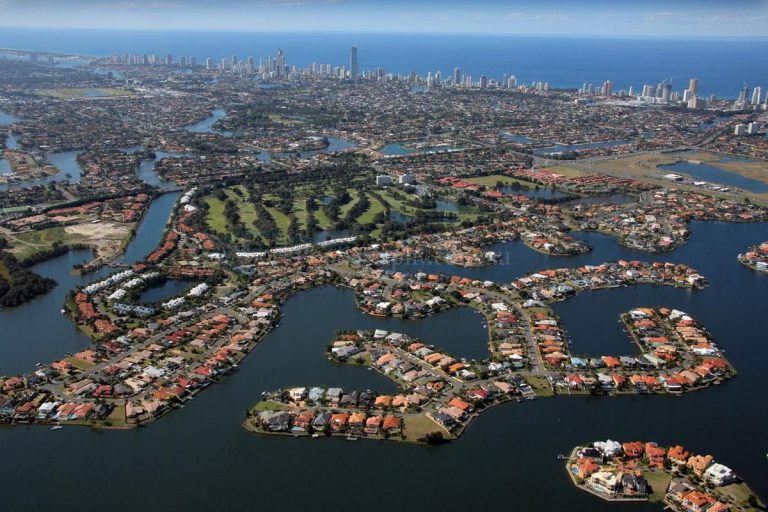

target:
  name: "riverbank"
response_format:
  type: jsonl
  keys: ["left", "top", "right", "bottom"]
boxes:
{"left": 737, "top": 241, "right": 768, "bottom": 273}
{"left": 566, "top": 440, "right": 764, "bottom": 511}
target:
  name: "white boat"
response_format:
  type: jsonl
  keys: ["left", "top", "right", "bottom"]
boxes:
{"left": 51, "top": 425, "right": 62, "bottom": 430}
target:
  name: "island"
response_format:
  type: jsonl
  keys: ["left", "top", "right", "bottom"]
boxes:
{"left": 738, "top": 241, "right": 768, "bottom": 273}
{"left": 566, "top": 439, "right": 764, "bottom": 511}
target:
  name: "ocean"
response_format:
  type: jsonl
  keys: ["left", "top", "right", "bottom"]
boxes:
{"left": 0, "top": 28, "right": 766, "bottom": 98}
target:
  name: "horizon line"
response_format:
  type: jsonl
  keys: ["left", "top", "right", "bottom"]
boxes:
{"left": 1, "top": 25, "right": 768, "bottom": 41}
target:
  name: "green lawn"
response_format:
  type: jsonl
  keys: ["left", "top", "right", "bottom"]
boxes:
{"left": 357, "top": 195, "right": 386, "bottom": 224}
{"left": 249, "top": 400, "right": 291, "bottom": 414}
{"left": 314, "top": 201, "right": 333, "bottom": 229}
{"left": 35, "top": 88, "right": 133, "bottom": 99}
{"left": 11, "top": 226, "right": 87, "bottom": 261}
{"left": 293, "top": 197, "right": 310, "bottom": 230}
{"left": 465, "top": 174, "right": 528, "bottom": 187}
{"left": 203, "top": 196, "right": 227, "bottom": 234}
{"left": 643, "top": 470, "right": 673, "bottom": 503}
{"left": 339, "top": 189, "right": 360, "bottom": 218}
{"left": 403, "top": 413, "right": 451, "bottom": 442}
{"left": 265, "top": 206, "right": 291, "bottom": 241}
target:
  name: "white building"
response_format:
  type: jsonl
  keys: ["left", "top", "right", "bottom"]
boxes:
{"left": 704, "top": 463, "right": 737, "bottom": 486}
{"left": 594, "top": 439, "right": 623, "bottom": 458}
{"left": 376, "top": 175, "right": 392, "bottom": 186}
{"left": 398, "top": 173, "right": 415, "bottom": 185}
{"left": 734, "top": 124, "right": 746, "bottom": 136}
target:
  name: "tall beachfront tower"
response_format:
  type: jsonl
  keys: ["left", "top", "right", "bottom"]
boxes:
{"left": 688, "top": 77, "right": 699, "bottom": 95}
{"left": 350, "top": 46, "right": 359, "bottom": 80}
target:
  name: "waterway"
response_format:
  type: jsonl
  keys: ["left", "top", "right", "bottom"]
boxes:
{"left": 0, "top": 110, "right": 18, "bottom": 125}
{"left": 137, "top": 278, "right": 197, "bottom": 304}
{"left": 659, "top": 157, "right": 768, "bottom": 194}
{"left": 0, "top": 191, "right": 180, "bottom": 374}
{"left": 534, "top": 139, "right": 631, "bottom": 156}
{"left": 185, "top": 108, "right": 233, "bottom": 137}
{"left": 0, "top": 149, "right": 83, "bottom": 192}
{"left": 138, "top": 151, "right": 184, "bottom": 189}
{"left": 1, "top": 213, "right": 767, "bottom": 510}
{"left": 119, "top": 145, "right": 184, "bottom": 189}
{"left": 380, "top": 141, "right": 463, "bottom": 156}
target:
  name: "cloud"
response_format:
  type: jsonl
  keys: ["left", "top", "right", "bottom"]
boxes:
{"left": 534, "top": 13, "right": 571, "bottom": 22}
{"left": 504, "top": 12, "right": 525, "bottom": 21}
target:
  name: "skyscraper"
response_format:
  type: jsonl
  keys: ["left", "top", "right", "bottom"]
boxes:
{"left": 738, "top": 86, "right": 748, "bottom": 103}
{"left": 350, "top": 46, "right": 359, "bottom": 80}
{"left": 453, "top": 67, "right": 460, "bottom": 85}
{"left": 751, "top": 86, "right": 762, "bottom": 105}
{"left": 688, "top": 78, "right": 699, "bottom": 95}
{"left": 276, "top": 49, "right": 285, "bottom": 78}
{"left": 661, "top": 83, "right": 672, "bottom": 102}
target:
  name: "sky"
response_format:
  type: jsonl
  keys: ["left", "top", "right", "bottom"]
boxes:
{"left": 0, "top": 0, "right": 767, "bottom": 38}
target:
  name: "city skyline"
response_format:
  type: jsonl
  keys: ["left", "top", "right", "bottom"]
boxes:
{"left": 0, "top": 0, "right": 767, "bottom": 38}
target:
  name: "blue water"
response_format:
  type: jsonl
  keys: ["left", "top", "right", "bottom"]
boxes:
{"left": 6, "top": 133, "right": 18, "bottom": 150}
{"left": 0, "top": 110, "right": 18, "bottom": 125}
{"left": 295, "top": 136, "right": 355, "bottom": 158}
{"left": 501, "top": 186, "right": 574, "bottom": 201}
{"left": 534, "top": 139, "right": 631, "bottom": 156}
{"left": 186, "top": 108, "right": 232, "bottom": 137}
{"left": 137, "top": 278, "right": 196, "bottom": 304}
{"left": 380, "top": 141, "right": 463, "bottom": 156}
{"left": 501, "top": 133, "right": 540, "bottom": 144}
{"left": 1, "top": 29, "right": 765, "bottom": 98}
{"left": 659, "top": 159, "right": 768, "bottom": 194}
{"left": 0, "top": 149, "right": 82, "bottom": 192}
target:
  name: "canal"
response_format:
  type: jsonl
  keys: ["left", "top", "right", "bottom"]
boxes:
{"left": 0, "top": 191, "right": 180, "bottom": 374}
{"left": 0, "top": 209, "right": 766, "bottom": 510}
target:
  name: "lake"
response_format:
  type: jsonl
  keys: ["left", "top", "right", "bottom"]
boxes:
{"left": 659, "top": 157, "right": 768, "bottom": 194}
{"left": 0, "top": 200, "right": 767, "bottom": 510}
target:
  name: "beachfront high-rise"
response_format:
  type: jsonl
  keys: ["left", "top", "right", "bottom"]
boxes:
{"left": 688, "top": 77, "right": 699, "bottom": 95}
{"left": 350, "top": 46, "right": 359, "bottom": 80}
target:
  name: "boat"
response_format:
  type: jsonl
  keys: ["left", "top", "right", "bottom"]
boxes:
{"left": 557, "top": 454, "right": 567, "bottom": 460}
{"left": 311, "top": 433, "right": 320, "bottom": 439}
{"left": 51, "top": 425, "right": 62, "bottom": 430}
{"left": 346, "top": 435, "right": 358, "bottom": 441}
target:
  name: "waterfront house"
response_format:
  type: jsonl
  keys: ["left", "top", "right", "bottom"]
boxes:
{"left": 621, "top": 473, "right": 648, "bottom": 496}
{"left": 292, "top": 411, "right": 314, "bottom": 433}
{"left": 667, "top": 445, "right": 690, "bottom": 466}
{"left": 382, "top": 415, "right": 402, "bottom": 434}
{"left": 348, "top": 412, "right": 367, "bottom": 432}
{"left": 326, "top": 388, "right": 343, "bottom": 405}
{"left": 312, "top": 411, "right": 330, "bottom": 432}
{"left": 594, "top": 439, "right": 622, "bottom": 459}
{"left": 574, "top": 458, "right": 600, "bottom": 478}
{"left": 364, "top": 415, "right": 382, "bottom": 435}
{"left": 329, "top": 413, "right": 349, "bottom": 432}
{"left": 260, "top": 411, "right": 291, "bottom": 432}
{"left": 588, "top": 471, "right": 621, "bottom": 495}
{"left": 703, "top": 463, "right": 737, "bottom": 486}
{"left": 645, "top": 442, "right": 666, "bottom": 468}
{"left": 687, "top": 455, "right": 714, "bottom": 477}
{"left": 681, "top": 490, "right": 717, "bottom": 512}
{"left": 622, "top": 441, "right": 644, "bottom": 458}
